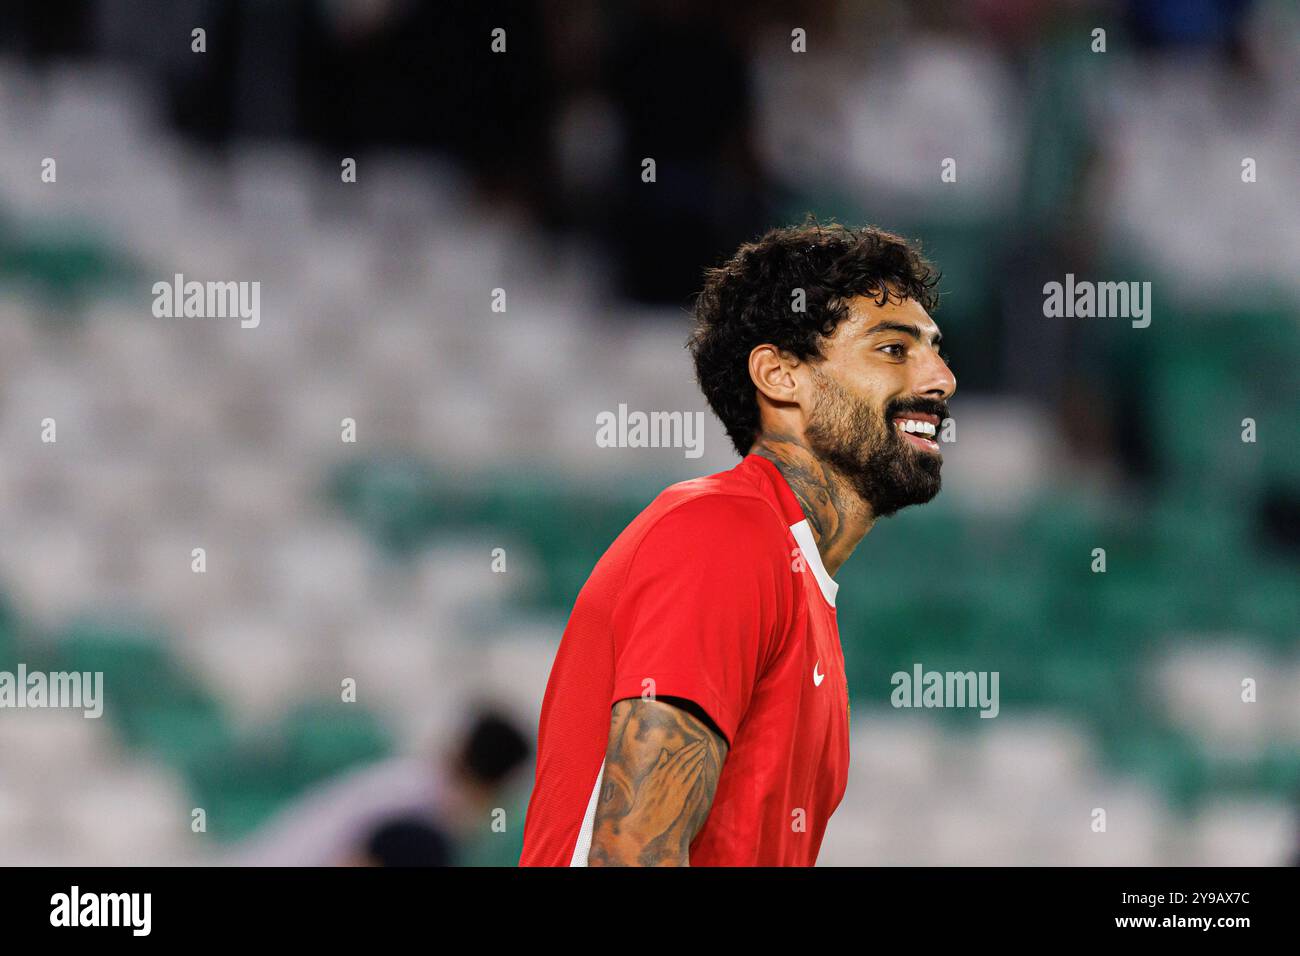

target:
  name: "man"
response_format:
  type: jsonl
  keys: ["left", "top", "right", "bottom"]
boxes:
{"left": 520, "top": 221, "right": 956, "bottom": 866}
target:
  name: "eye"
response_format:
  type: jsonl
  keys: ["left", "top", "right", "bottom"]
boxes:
{"left": 879, "top": 343, "right": 907, "bottom": 359}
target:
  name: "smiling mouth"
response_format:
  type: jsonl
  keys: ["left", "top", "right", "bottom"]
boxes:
{"left": 892, "top": 414, "right": 942, "bottom": 453}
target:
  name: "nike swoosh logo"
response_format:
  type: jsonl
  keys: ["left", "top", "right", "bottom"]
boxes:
{"left": 813, "top": 661, "right": 825, "bottom": 686}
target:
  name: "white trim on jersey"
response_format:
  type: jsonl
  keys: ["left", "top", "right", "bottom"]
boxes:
{"left": 790, "top": 518, "right": 838, "bottom": 607}
{"left": 569, "top": 758, "right": 606, "bottom": 866}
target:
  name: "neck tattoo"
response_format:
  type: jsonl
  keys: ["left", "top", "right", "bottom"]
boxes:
{"left": 751, "top": 433, "right": 873, "bottom": 577}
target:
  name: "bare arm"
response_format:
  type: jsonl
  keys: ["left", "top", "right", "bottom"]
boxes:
{"left": 587, "top": 697, "right": 729, "bottom": 866}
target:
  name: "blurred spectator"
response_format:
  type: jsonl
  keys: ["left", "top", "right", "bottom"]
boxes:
{"left": 351, "top": 817, "right": 455, "bottom": 867}
{"left": 598, "top": 0, "right": 771, "bottom": 304}
{"left": 230, "top": 708, "right": 530, "bottom": 866}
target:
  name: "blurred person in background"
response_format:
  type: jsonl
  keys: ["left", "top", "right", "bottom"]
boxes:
{"left": 347, "top": 818, "right": 456, "bottom": 868}
{"left": 231, "top": 708, "right": 530, "bottom": 866}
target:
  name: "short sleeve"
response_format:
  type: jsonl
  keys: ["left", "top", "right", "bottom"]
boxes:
{"left": 609, "top": 494, "right": 792, "bottom": 746}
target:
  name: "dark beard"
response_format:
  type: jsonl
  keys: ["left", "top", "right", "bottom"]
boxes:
{"left": 804, "top": 373, "right": 944, "bottom": 518}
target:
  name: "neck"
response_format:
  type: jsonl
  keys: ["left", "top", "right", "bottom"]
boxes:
{"left": 751, "top": 433, "right": 875, "bottom": 577}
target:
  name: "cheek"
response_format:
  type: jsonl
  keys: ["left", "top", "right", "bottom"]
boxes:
{"left": 839, "top": 366, "right": 897, "bottom": 416}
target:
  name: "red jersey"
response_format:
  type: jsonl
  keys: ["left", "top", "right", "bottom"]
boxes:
{"left": 519, "top": 454, "right": 850, "bottom": 867}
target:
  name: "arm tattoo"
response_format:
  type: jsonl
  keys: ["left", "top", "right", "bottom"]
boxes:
{"left": 587, "top": 698, "right": 728, "bottom": 866}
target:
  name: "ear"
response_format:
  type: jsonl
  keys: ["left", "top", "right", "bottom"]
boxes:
{"left": 748, "top": 344, "right": 800, "bottom": 405}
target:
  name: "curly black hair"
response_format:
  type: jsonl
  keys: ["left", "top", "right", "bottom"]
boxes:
{"left": 688, "top": 219, "right": 940, "bottom": 456}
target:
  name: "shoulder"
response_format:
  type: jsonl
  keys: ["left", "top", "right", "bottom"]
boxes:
{"left": 627, "top": 477, "right": 794, "bottom": 571}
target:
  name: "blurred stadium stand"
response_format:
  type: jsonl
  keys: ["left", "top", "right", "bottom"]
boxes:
{"left": 0, "top": 0, "right": 1296, "bottom": 864}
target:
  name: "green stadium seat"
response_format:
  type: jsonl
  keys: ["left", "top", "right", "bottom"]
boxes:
{"left": 280, "top": 703, "right": 392, "bottom": 788}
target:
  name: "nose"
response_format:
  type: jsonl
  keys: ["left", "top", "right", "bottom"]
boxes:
{"left": 917, "top": 347, "right": 956, "bottom": 402}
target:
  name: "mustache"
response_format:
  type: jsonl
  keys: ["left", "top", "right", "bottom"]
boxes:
{"left": 884, "top": 397, "right": 950, "bottom": 422}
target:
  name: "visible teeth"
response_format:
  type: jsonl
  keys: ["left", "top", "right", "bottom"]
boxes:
{"left": 897, "top": 419, "right": 936, "bottom": 437}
